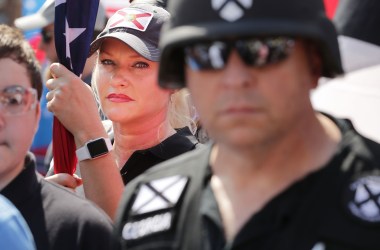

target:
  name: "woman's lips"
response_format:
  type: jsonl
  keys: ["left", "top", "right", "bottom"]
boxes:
{"left": 107, "top": 93, "right": 134, "bottom": 103}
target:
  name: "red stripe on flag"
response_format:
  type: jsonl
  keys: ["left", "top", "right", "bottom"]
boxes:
{"left": 324, "top": 0, "right": 339, "bottom": 19}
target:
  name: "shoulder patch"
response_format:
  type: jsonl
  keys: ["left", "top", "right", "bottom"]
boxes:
{"left": 121, "top": 175, "right": 189, "bottom": 241}
{"left": 131, "top": 175, "right": 189, "bottom": 215}
{"left": 345, "top": 175, "right": 380, "bottom": 223}
{"left": 122, "top": 211, "right": 172, "bottom": 240}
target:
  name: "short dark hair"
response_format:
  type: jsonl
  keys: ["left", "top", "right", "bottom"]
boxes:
{"left": 0, "top": 24, "right": 42, "bottom": 100}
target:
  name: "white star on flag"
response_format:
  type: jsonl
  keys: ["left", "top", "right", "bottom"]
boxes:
{"left": 55, "top": 0, "right": 66, "bottom": 7}
{"left": 64, "top": 19, "right": 86, "bottom": 69}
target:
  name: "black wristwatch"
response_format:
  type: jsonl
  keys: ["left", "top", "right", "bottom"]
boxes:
{"left": 75, "top": 137, "right": 112, "bottom": 161}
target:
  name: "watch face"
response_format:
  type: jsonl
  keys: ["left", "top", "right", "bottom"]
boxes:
{"left": 88, "top": 138, "right": 109, "bottom": 158}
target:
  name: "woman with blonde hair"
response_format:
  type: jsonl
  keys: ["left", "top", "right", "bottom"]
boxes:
{"left": 45, "top": 2, "right": 199, "bottom": 218}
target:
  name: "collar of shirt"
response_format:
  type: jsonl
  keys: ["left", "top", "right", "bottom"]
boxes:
{"left": 148, "top": 127, "right": 199, "bottom": 159}
{"left": 119, "top": 127, "right": 199, "bottom": 184}
{"left": 1, "top": 152, "right": 40, "bottom": 208}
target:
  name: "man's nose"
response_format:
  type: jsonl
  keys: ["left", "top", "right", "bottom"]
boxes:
{"left": 220, "top": 50, "right": 255, "bottom": 88}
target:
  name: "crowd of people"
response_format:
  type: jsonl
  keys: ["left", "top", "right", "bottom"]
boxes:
{"left": 1, "top": 0, "right": 380, "bottom": 249}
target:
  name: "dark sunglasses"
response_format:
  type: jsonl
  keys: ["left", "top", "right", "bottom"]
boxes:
{"left": 41, "top": 29, "right": 54, "bottom": 44}
{"left": 184, "top": 37, "right": 295, "bottom": 71}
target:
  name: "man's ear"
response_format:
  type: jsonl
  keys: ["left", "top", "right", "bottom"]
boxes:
{"left": 311, "top": 53, "right": 322, "bottom": 78}
{"left": 34, "top": 103, "right": 41, "bottom": 134}
{"left": 306, "top": 44, "right": 323, "bottom": 88}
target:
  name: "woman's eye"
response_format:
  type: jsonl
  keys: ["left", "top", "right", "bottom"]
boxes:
{"left": 133, "top": 62, "right": 149, "bottom": 68}
{"left": 100, "top": 59, "right": 114, "bottom": 66}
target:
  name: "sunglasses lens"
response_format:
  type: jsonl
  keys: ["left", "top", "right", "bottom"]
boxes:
{"left": 0, "top": 86, "right": 37, "bottom": 116}
{"left": 185, "top": 41, "right": 229, "bottom": 71}
{"left": 185, "top": 37, "right": 295, "bottom": 71}
{"left": 238, "top": 37, "right": 295, "bottom": 66}
{"left": 41, "top": 30, "right": 53, "bottom": 43}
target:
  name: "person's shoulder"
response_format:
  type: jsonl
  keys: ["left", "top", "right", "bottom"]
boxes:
{"left": 122, "top": 143, "right": 211, "bottom": 194}
{"left": 37, "top": 177, "right": 114, "bottom": 249}
{"left": 337, "top": 117, "right": 380, "bottom": 168}
{"left": 114, "top": 144, "right": 212, "bottom": 248}
{"left": 38, "top": 176, "right": 112, "bottom": 224}
{"left": 324, "top": 119, "right": 380, "bottom": 245}
{"left": 355, "top": 134, "right": 380, "bottom": 165}
{"left": 147, "top": 143, "right": 211, "bottom": 175}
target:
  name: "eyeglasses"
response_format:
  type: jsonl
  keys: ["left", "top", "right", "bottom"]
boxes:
{"left": 184, "top": 37, "right": 295, "bottom": 71}
{"left": 0, "top": 85, "right": 38, "bottom": 116}
{"left": 41, "top": 29, "right": 54, "bottom": 44}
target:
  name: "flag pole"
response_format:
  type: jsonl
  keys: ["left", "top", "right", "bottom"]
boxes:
{"left": 53, "top": 0, "right": 100, "bottom": 174}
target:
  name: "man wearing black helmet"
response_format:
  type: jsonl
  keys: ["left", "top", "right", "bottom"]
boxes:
{"left": 113, "top": 0, "right": 380, "bottom": 249}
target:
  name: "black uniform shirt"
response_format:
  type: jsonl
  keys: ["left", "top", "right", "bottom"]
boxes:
{"left": 201, "top": 159, "right": 336, "bottom": 250}
{"left": 1, "top": 153, "right": 114, "bottom": 250}
{"left": 201, "top": 117, "right": 380, "bottom": 250}
{"left": 119, "top": 127, "right": 199, "bottom": 184}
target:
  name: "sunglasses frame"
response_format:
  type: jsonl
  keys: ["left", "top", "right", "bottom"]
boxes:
{"left": 184, "top": 36, "right": 296, "bottom": 71}
{"left": 0, "top": 85, "right": 38, "bottom": 116}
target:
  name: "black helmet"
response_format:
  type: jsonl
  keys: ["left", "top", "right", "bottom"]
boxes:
{"left": 158, "top": 0, "right": 344, "bottom": 89}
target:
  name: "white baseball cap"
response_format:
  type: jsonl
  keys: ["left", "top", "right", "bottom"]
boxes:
{"left": 14, "top": 0, "right": 107, "bottom": 31}
{"left": 89, "top": 3, "right": 170, "bottom": 61}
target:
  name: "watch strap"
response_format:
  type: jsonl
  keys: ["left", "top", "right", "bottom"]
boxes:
{"left": 76, "top": 137, "right": 112, "bottom": 161}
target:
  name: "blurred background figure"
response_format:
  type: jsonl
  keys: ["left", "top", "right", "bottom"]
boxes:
{"left": 15, "top": 0, "right": 108, "bottom": 82}
{"left": 0, "top": 194, "right": 35, "bottom": 250}
{"left": 0, "top": 0, "right": 21, "bottom": 25}
{"left": 333, "top": 0, "right": 380, "bottom": 72}
{"left": 312, "top": 0, "right": 380, "bottom": 143}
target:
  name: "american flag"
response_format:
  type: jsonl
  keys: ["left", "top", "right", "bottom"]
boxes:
{"left": 53, "top": 0, "right": 100, "bottom": 174}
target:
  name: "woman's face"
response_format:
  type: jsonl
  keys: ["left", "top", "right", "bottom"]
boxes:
{"left": 95, "top": 38, "right": 172, "bottom": 127}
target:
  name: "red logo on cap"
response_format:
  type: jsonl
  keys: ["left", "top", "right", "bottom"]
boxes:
{"left": 108, "top": 8, "right": 153, "bottom": 31}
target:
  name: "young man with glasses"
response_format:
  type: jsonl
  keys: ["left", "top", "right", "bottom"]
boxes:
{"left": 0, "top": 24, "right": 114, "bottom": 250}
{"left": 113, "top": 0, "right": 380, "bottom": 249}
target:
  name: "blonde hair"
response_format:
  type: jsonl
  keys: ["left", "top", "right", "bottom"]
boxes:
{"left": 168, "top": 88, "right": 197, "bottom": 134}
{"left": 91, "top": 62, "right": 197, "bottom": 134}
